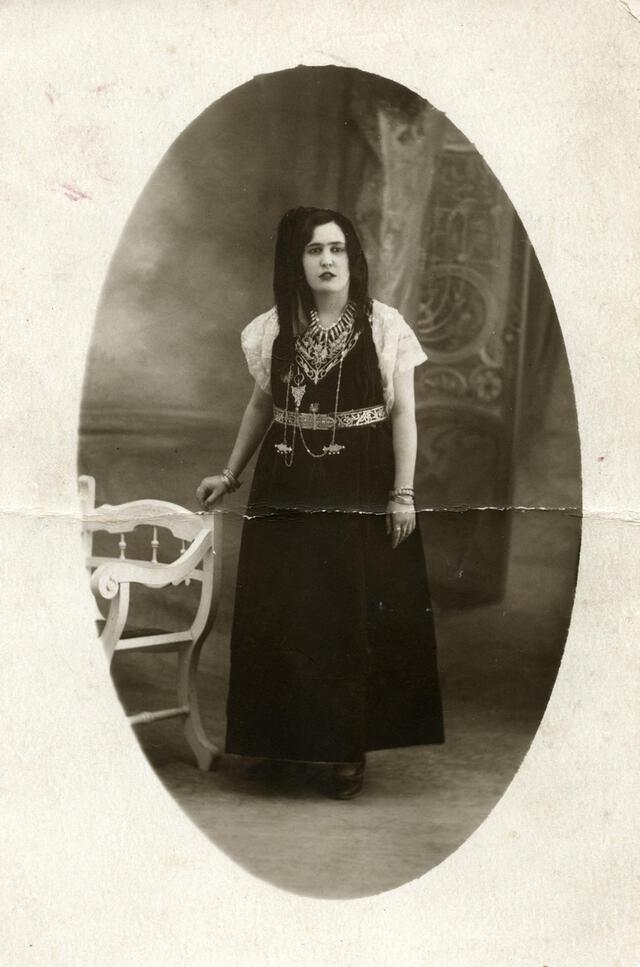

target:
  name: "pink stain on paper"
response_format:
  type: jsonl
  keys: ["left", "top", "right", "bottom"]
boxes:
{"left": 57, "top": 182, "right": 92, "bottom": 202}
{"left": 597, "top": 455, "right": 606, "bottom": 462}
{"left": 44, "top": 84, "right": 59, "bottom": 105}
{"left": 92, "top": 82, "right": 115, "bottom": 95}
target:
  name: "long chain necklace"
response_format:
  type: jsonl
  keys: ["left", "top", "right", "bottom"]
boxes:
{"left": 275, "top": 303, "right": 354, "bottom": 465}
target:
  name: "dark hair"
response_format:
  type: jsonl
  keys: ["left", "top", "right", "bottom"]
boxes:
{"left": 271, "top": 207, "right": 372, "bottom": 380}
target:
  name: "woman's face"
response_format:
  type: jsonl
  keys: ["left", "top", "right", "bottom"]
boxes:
{"left": 302, "top": 222, "right": 350, "bottom": 299}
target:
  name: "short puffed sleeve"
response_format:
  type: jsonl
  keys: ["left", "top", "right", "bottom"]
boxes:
{"left": 240, "top": 307, "right": 279, "bottom": 395}
{"left": 394, "top": 314, "right": 428, "bottom": 374}
{"left": 370, "top": 300, "right": 428, "bottom": 411}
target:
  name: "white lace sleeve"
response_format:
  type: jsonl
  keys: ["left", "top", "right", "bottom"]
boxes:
{"left": 240, "top": 307, "right": 279, "bottom": 395}
{"left": 370, "top": 300, "right": 427, "bottom": 411}
{"left": 395, "top": 314, "right": 428, "bottom": 374}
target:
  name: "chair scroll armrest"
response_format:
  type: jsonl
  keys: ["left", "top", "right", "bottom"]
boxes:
{"left": 91, "top": 528, "right": 213, "bottom": 600}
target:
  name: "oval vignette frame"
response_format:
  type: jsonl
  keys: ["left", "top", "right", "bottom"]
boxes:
{"left": 78, "top": 65, "right": 582, "bottom": 900}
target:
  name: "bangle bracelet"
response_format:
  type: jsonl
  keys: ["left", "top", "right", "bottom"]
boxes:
{"left": 221, "top": 468, "right": 241, "bottom": 492}
{"left": 389, "top": 488, "right": 414, "bottom": 500}
{"left": 389, "top": 494, "right": 414, "bottom": 506}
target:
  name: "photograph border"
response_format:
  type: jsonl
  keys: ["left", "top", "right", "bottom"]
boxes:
{"left": 1, "top": 2, "right": 638, "bottom": 964}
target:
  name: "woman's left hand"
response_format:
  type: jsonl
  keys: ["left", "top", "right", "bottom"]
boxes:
{"left": 385, "top": 499, "right": 416, "bottom": 550}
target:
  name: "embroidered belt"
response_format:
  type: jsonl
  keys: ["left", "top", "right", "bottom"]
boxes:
{"left": 273, "top": 404, "right": 388, "bottom": 431}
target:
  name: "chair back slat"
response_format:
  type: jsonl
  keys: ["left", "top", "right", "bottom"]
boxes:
{"left": 150, "top": 527, "right": 159, "bottom": 563}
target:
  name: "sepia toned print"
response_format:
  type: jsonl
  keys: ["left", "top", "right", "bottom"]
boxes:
{"left": 79, "top": 66, "right": 581, "bottom": 898}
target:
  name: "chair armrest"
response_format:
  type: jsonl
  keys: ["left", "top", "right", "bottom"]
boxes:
{"left": 91, "top": 528, "right": 213, "bottom": 600}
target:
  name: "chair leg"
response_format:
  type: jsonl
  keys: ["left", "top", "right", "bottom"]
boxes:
{"left": 177, "top": 640, "right": 220, "bottom": 771}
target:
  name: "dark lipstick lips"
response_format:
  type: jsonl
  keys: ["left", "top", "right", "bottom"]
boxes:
{"left": 320, "top": 272, "right": 335, "bottom": 279}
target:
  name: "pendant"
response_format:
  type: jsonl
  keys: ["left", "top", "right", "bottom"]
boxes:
{"left": 275, "top": 443, "right": 292, "bottom": 454}
{"left": 292, "top": 384, "right": 306, "bottom": 408}
{"left": 322, "top": 443, "right": 345, "bottom": 455}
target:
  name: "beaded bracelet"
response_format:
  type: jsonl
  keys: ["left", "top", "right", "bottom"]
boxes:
{"left": 221, "top": 468, "right": 242, "bottom": 493}
{"left": 389, "top": 487, "right": 415, "bottom": 501}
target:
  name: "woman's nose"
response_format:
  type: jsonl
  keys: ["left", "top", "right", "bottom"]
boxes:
{"left": 321, "top": 249, "right": 333, "bottom": 265}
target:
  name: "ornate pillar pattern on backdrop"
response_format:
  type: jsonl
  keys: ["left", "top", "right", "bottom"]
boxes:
{"left": 412, "top": 130, "right": 528, "bottom": 602}
{"left": 414, "top": 130, "right": 519, "bottom": 506}
{"left": 347, "top": 86, "right": 528, "bottom": 603}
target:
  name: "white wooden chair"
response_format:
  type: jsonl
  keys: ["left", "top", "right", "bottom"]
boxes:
{"left": 79, "top": 474, "right": 222, "bottom": 770}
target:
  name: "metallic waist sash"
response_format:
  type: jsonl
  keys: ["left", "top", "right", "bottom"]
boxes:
{"left": 273, "top": 403, "right": 388, "bottom": 431}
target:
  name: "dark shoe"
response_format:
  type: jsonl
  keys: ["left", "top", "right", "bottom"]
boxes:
{"left": 328, "top": 761, "right": 365, "bottom": 800}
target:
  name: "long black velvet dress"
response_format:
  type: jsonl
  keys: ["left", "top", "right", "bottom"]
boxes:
{"left": 225, "top": 312, "right": 444, "bottom": 764}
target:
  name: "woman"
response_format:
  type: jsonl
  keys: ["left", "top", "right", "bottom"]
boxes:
{"left": 197, "top": 206, "right": 444, "bottom": 799}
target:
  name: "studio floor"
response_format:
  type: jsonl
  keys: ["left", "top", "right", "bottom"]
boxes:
{"left": 110, "top": 507, "right": 579, "bottom": 899}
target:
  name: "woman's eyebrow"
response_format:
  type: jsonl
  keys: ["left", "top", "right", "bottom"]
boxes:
{"left": 305, "top": 240, "right": 345, "bottom": 249}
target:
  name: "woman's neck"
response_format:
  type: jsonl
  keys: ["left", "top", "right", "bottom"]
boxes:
{"left": 313, "top": 290, "right": 350, "bottom": 328}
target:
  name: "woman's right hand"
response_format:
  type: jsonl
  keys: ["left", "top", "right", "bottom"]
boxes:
{"left": 196, "top": 475, "right": 228, "bottom": 510}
